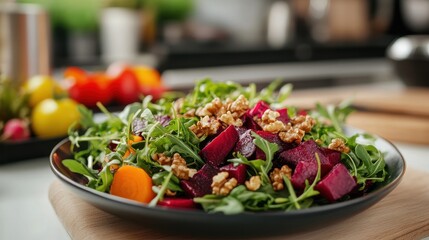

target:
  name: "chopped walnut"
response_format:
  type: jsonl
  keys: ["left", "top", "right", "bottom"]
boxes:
{"left": 196, "top": 98, "right": 225, "bottom": 117}
{"left": 229, "top": 95, "right": 249, "bottom": 117}
{"left": 262, "top": 109, "right": 280, "bottom": 123}
{"left": 152, "top": 153, "right": 172, "bottom": 165}
{"left": 171, "top": 153, "right": 197, "bottom": 180}
{"left": 183, "top": 109, "right": 196, "bottom": 118}
{"left": 219, "top": 111, "right": 243, "bottom": 127}
{"left": 279, "top": 127, "right": 305, "bottom": 144}
{"left": 245, "top": 176, "right": 262, "bottom": 191}
{"left": 173, "top": 98, "right": 184, "bottom": 114}
{"left": 270, "top": 165, "right": 292, "bottom": 191}
{"left": 189, "top": 116, "right": 221, "bottom": 137}
{"left": 211, "top": 172, "right": 238, "bottom": 196}
{"left": 291, "top": 115, "right": 316, "bottom": 133}
{"left": 258, "top": 109, "right": 287, "bottom": 133}
{"left": 263, "top": 121, "right": 288, "bottom": 133}
{"left": 328, "top": 138, "right": 350, "bottom": 153}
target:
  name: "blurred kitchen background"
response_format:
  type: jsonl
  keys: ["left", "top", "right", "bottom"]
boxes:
{"left": 2, "top": 0, "right": 429, "bottom": 89}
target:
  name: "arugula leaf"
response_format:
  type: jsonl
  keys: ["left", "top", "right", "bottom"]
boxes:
{"left": 77, "top": 105, "right": 96, "bottom": 129}
{"left": 96, "top": 166, "right": 114, "bottom": 192}
{"left": 149, "top": 171, "right": 174, "bottom": 207}
{"left": 62, "top": 159, "right": 97, "bottom": 180}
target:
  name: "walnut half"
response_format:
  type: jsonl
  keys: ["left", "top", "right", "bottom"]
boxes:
{"left": 211, "top": 172, "right": 238, "bottom": 196}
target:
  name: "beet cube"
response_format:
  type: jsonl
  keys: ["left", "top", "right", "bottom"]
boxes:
{"left": 242, "top": 114, "right": 261, "bottom": 131}
{"left": 180, "top": 164, "right": 219, "bottom": 198}
{"left": 220, "top": 163, "right": 247, "bottom": 184}
{"left": 315, "top": 163, "right": 357, "bottom": 202}
{"left": 291, "top": 160, "right": 318, "bottom": 190}
{"left": 276, "top": 108, "right": 290, "bottom": 125}
{"left": 248, "top": 100, "right": 270, "bottom": 117}
{"left": 279, "top": 140, "right": 318, "bottom": 167}
{"left": 200, "top": 125, "right": 239, "bottom": 166}
{"left": 320, "top": 148, "right": 342, "bottom": 171}
{"left": 278, "top": 140, "right": 340, "bottom": 175}
{"left": 234, "top": 129, "right": 256, "bottom": 158}
{"left": 158, "top": 198, "right": 197, "bottom": 209}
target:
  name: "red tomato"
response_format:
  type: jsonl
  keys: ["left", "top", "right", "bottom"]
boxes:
{"left": 64, "top": 67, "right": 87, "bottom": 85}
{"left": 132, "top": 66, "right": 164, "bottom": 100}
{"left": 68, "top": 73, "right": 113, "bottom": 107}
{"left": 111, "top": 68, "right": 141, "bottom": 105}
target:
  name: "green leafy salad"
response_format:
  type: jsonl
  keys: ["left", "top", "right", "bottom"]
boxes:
{"left": 64, "top": 79, "right": 388, "bottom": 214}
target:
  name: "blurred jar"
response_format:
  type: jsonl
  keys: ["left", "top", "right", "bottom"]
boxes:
{"left": 0, "top": 3, "right": 51, "bottom": 86}
{"left": 309, "top": 0, "right": 370, "bottom": 42}
{"left": 401, "top": 0, "right": 429, "bottom": 32}
{"left": 192, "top": 0, "right": 269, "bottom": 45}
{"left": 100, "top": 7, "right": 142, "bottom": 64}
{"left": 100, "top": 0, "right": 147, "bottom": 64}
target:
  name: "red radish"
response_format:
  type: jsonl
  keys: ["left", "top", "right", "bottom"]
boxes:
{"left": 2, "top": 118, "right": 30, "bottom": 141}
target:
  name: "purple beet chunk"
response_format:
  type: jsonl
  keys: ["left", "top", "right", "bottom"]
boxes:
{"left": 180, "top": 164, "right": 219, "bottom": 198}
{"left": 254, "top": 130, "right": 294, "bottom": 160}
{"left": 320, "top": 148, "right": 342, "bottom": 171}
{"left": 220, "top": 163, "right": 247, "bottom": 184}
{"left": 157, "top": 198, "right": 197, "bottom": 209}
{"left": 200, "top": 125, "right": 239, "bottom": 167}
{"left": 291, "top": 160, "right": 318, "bottom": 190}
{"left": 315, "top": 163, "right": 357, "bottom": 202}
{"left": 234, "top": 129, "right": 256, "bottom": 158}
{"left": 278, "top": 140, "right": 340, "bottom": 175}
{"left": 242, "top": 114, "right": 261, "bottom": 131}
{"left": 277, "top": 108, "right": 290, "bottom": 124}
{"left": 248, "top": 100, "right": 270, "bottom": 117}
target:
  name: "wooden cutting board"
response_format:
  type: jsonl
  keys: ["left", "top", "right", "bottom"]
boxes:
{"left": 286, "top": 86, "right": 429, "bottom": 145}
{"left": 49, "top": 168, "right": 429, "bottom": 240}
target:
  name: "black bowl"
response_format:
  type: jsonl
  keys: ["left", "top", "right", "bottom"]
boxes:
{"left": 50, "top": 127, "right": 405, "bottom": 237}
{"left": 387, "top": 35, "right": 429, "bottom": 87}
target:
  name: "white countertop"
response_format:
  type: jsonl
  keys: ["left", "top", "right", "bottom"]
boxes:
{"left": 0, "top": 141, "right": 428, "bottom": 240}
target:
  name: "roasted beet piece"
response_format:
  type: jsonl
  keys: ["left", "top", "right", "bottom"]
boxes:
{"left": 247, "top": 100, "right": 270, "bottom": 117}
{"left": 315, "top": 163, "right": 357, "bottom": 202}
{"left": 180, "top": 164, "right": 219, "bottom": 198}
{"left": 158, "top": 198, "right": 197, "bottom": 209}
{"left": 200, "top": 125, "right": 239, "bottom": 167}
{"left": 242, "top": 114, "right": 261, "bottom": 131}
{"left": 291, "top": 160, "right": 318, "bottom": 190}
{"left": 276, "top": 108, "right": 290, "bottom": 124}
{"left": 234, "top": 129, "right": 256, "bottom": 158}
{"left": 220, "top": 163, "right": 247, "bottom": 184}
{"left": 254, "top": 130, "right": 295, "bottom": 160}
{"left": 278, "top": 140, "right": 340, "bottom": 175}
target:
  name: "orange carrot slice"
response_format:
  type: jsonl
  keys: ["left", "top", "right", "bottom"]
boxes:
{"left": 110, "top": 165, "right": 155, "bottom": 204}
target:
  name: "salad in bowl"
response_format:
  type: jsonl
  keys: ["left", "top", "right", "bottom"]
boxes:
{"left": 60, "top": 79, "right": 391, "bottom": 215}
